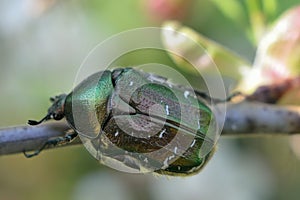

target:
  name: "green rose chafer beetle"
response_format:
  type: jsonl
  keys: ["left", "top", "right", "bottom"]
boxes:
{"left": 27, "top": 67, "right": 219, "bottom": 176}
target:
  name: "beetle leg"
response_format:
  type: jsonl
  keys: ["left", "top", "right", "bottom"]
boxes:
{"left": 195, "top": 90, "right": 244, "bottom": 104}
{"left": 222, "top": 91, "right": 244, "bottom": 102}
{"left": 23, "top": 131, "right": 78, "bottom": 158}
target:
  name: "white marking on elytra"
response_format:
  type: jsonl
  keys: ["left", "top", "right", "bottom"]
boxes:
{"left": 163, "top": 158, "right": 169, "bottom": 168}
{"left": 144, "top": 157, "right": 148, "bottom": 163}
{"left": 174, "top": 146, "right": 178, "bottom": 154}
{"left": 168, "top": 154, "right": 175, "bottom": 160}
{"left": 190, "top": 139, "right": 196, "bottom": 147}
{"left": 114, "top": 131, "right": 119, "bottom": 137}
{"left": 165, "top": 105, "right": 169, "bottom": 115}
{"left": 129, "top": 81, "right": 133, "bottom": 86}
{"left": 197, "top": 120, "right": 201, "bottom": 129}
{"left": 184, "top": 91, "right": 190, "bottom": 98}
{"left": 159, "top": 129, "right": 166, "bottom": 138}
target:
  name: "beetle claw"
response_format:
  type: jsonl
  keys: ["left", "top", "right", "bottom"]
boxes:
{"left": 27, "top": 120, "right": 41, "bottom": 125}
{"left": 28, "top": 115, "right": 51, "bottom": 126}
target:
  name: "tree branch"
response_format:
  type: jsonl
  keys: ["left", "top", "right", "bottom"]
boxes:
{"left": 218, "top": 101, "right": 300, "bottom": 135}
{"left": 0, "top": 121, "right": 80, "bottom": 156}
{"left": 0, "top": 100, "right": 299, "bottom": 156}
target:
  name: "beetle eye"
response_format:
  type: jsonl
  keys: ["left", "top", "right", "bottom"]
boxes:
{"left": 53, "top": 113, "right": 64, "bottom": 120}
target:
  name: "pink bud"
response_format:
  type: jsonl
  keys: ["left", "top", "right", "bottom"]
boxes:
{"left": 255, "top": 6, "right": 300, "bottom": 83}
{"left": 144, "top": 0, "right": 192, "bottom": 22}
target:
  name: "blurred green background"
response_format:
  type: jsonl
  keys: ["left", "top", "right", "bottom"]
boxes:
{"left": 1, "top": 0, "right": 300, "bottom": 200}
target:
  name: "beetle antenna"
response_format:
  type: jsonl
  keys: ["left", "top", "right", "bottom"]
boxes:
{"left": 28, "top": 114, "right": 51, "bottom": 126}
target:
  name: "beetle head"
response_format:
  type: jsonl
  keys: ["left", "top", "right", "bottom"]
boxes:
{"left": 28, "top": 94, "right": 67, "bottom": 125}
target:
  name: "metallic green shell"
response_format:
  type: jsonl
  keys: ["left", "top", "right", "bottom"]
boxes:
{"left": 64, "top": 68, "right": 217, "bottom": 176}
{"left": 64, "top": 71, "right": 113, "bottom": 138}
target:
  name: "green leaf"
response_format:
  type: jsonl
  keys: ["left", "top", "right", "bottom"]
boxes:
{"left": 210, "top": 0, "right": 247, "bottom": 28}
{"left": 246, "top": 0, "right": 267, "bottom": 44}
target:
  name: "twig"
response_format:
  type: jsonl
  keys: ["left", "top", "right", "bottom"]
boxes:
{"left": 0, "top": 121, "right": 80, "bottom": 156}
{"left": 0, "top": 100, "right": 299, "bottom": 156}
{"left": 219, "top": 101, "right": 300, "bottom": 135}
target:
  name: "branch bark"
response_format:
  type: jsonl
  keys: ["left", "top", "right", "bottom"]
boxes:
{"left": 218, "top": 101, "right": 300, "bottom": 135}
{"left": 0, "top": 120, "right": 80, "bottom": 156}
{"left": 0, "top": 100, "right": 300, "bottom": 156}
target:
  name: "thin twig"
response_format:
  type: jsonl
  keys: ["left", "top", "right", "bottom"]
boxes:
{"left": 219, "top": 101, "right": 300, "bottom": 135}
{"left": 0, "top": 120, "right": 80, "bottom": 156}
{"left": 0, "top": 101, "right": 299, "bottom": 156}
